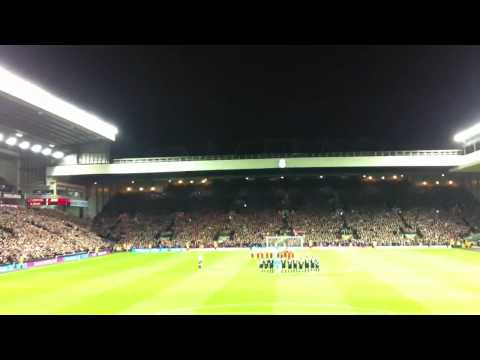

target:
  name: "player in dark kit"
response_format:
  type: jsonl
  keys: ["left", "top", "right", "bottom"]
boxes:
{"left": 305, "top": 258, "right": 309, "bottom": 272}
{"left": 293, "top": 259, "right": 298, "bottom": 272}
{"left": 259, "top": 260, "right": 264, "bottom": 272}
{"left": 299, "top": 259, "right": 303, "bottom": 272}
{"left": 288, "top": 259, "right": 292, "bottom": 272}
{"left": 269, "top": 259, "right": 274, "bottom": 272}
{"left": 281, "top": 259, "right": 286, "bottom": 272}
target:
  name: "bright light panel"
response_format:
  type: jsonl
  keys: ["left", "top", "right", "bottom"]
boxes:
{"left": 42, "top": 148, "right": 52, "bottom": 156}
{"left": 6, "top": 137, "right": 17, "bottom": 146}
{"left": 139, "top": 187, "right": 144, "bottom": 191}
{"left": 0, "top": 65, "right": 118, "bottom": 141}
{"left": 0, "top": 133, "right": 3, "bottom": 141}
{"left": 19, "top": 140, "right": 30, "bottom": 149}
{"left": 454, "top": 123, "right": 480, "bottom": 143}
{"left": 52, "top": 151, "right": 64, "bottom": 159}
{"left": 31, "top": 144, "right": 42, "bottom": 153}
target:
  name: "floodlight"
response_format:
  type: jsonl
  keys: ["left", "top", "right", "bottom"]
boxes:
{"left": 367, "top": 176, "right": 373, "bottom": 180}
{"left": 139, "top": 187, "right": 144, "bottom": 191}
{"left": 31, "top": 144, "right": 42, "bottom": 153}
{"left": 435, "top": 181, "right": 440, "bottom": 185}
{"left": 0, "top": 65, "right": 118, "bottom": 141}
{"left": 52, "top": 151, "right": 64, "bottom": 159}
{"left": 42, "top": 148, "right": 52, "bottom": 156}
{"left": 201, "top": 178, "right": 207, "bottom": 184}
{"left": 178, "top": 180, "right": 183, "bottom": 184}
{"left": 190, "top": 180, "right": 194, "bottom": 184}
{"left": 94, "top": 181, "right": 98, "bottom": 185}
{"left": 362, "top": 174, "right": 366, "bottom": 178}
{"left": 19, "top": 141, "right": 30, "bottom": 149}
{"left": 126, "top": 187, "right": 132, "bottom": 192}
{"left": 422, "top": 181, "right": 428, "bottom": 185}
{"left": 381, "top": 176, "right": 385, "bottom": 180}
{"left": 448, "top": 180, "right": 453, "bottom": 185}
{"left": 392, "top": 175, "right": 398, "bottom": 180}
{"left": 454, "top": 123, "right": 480, "bottom": 143}
{"left": 150, "top": 187, "right": 156, "bottom": 191}
{"left": 280, "top": 176, "right": 285, "bottom": 179}
{"left": 131, "top": 180, "right": 135, "bottom": 184}
{"left": 6, "top": 137, "right": 17, "bottom": 146}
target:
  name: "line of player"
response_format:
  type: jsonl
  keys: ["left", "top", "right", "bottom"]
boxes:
{"left": 259, "top": 257, "right": 320, "bottom": 272}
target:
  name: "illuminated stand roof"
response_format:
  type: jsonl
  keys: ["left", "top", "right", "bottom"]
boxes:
{"left": 0, "top": 63, "right": 118, "bottom": 154}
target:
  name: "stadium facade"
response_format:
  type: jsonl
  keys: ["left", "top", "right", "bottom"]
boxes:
{"left": 2, "top": 64, "right": 480, "bottom": 218}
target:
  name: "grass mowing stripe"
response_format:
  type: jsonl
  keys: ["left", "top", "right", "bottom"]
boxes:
{"left": 0, "top": 253, "right": 189, "bottom": 314}
{"left": 122, "top": 251, "right": 243, "bottom": 314}
{"left": 53, "top": 253, "right": 198, "bottom": 314}
{"left": 330, "top": 249, "right": 429, "bottom": 314}
{"left": 196, "top": 252, "right": 275, "bottom": 314}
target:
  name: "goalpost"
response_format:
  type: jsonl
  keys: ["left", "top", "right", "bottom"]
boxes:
{"left": 264, "top": 235, "right": 305, "bottom": 249}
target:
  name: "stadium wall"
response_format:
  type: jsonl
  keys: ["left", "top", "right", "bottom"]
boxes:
{"left": 0, "top": 155, "right": 19, "bottom": 188}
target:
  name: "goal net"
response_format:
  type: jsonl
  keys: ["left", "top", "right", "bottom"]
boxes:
{"left": 264, "top": 235, "right": 305, "bottom": 249}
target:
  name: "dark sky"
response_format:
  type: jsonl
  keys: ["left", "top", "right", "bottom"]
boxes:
{"left": 1, "top": 45, "right": 479, "bottom": 157}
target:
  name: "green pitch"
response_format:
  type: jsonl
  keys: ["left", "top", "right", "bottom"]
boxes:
{"left": 1, "top": 248, "right": 480, "bottom": 314}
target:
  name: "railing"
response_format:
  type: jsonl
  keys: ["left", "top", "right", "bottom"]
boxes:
{"left": 112, "top": 149, "right": 464, "bottom": 164}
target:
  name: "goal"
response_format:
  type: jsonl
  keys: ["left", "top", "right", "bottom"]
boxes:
{"left": 264, "top": 235, "right": 305, "bottom": 249}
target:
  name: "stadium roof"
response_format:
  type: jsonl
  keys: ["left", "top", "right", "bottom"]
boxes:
{"left": 0, "top": 64, "right": 118, "bottom": 148}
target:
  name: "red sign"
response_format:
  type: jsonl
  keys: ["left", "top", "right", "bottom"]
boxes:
{"left": 26, "top": 196, "right": 71, "bottom": 207}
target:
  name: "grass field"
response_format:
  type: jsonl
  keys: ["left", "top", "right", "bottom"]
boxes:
{"left": 1, "top": 248, "right": 480, "bottom": 314}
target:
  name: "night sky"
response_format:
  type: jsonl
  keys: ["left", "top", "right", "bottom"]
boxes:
{"left": 1, "top": 45, "right": 479, "bottom": 157}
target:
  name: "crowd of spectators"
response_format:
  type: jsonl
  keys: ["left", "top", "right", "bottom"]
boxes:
{"left": 2, "top": 179, "right": 479, "bottom": 266}
{"left": 0, "top": 207, "right": 111, "bottom": 265}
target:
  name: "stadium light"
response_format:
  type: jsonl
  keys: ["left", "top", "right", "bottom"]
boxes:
{"left": 454, "top": 123, "right": 480, "bottom": 143}
{"left": 381, "top": 176, "right": 385, "bottom": 180}
{"left": 280, "top": 176, "right": 285, "bottom": 180}
{"left": 168, "top": 179, "right": 172, "bottom": 183}
{"left": 41, "top": 148, "right": 52, "bottom": 156}
{"left": 94, "top": 181, "right": 98, "bottom": 185}
{"left": 18, "top": 140, "right": 30, "bottom": 150}
{"left": 139, "top": 187, "right": 144, "bottom": 191}
{"left": 178, "top": 180, "right": 183, "bottom": 184}
{"left": 448, "top": 180, "right": 454, "bottom": 185}
{"left": 362, "top": 174, "right": 366, "bottom": 178}
{"left": 126, "top": 187, "right": 132, "bottom": 192}
{"left": 150, "top": 187, "right": 156, "bottom": 191}
{"left": 367, "top": 176, "right": 373, "bottom": 180}
{"left": 201, "top": 178, "right": 207, "bottom": 184}
{"left": 435, "top": 181, "right": 440, "bottom": 185}
{"left": 5, "top": 136, "right": 17, "bottom": 146}
{"left": 392, "top": 175, "right": 398, "bottom": 180}
{"left": 436, "top": 209, "right": 440, "bottom": 214}
{"left": 131, "top": 180, "right": 135, "bottom": 184}
{"left": 244, "top": 203, "right": 247, "bottom": 208}
{"left": 401, "top": 174, "right": 404, "bottom": 178}
{"left": 31, "top": 144, "right": 42, "bottom": 153}
{"left": 422, "top": 181, "right": 428, "bottom": 185}
{"left": 0, "top": 65, "right": 118, "bottom": 141}
{"left": 190, "top": 180, "right": 194, "bottom": 184}
{"left": 319, "top": 175, "right": 324, "bottom": 179}
{"left": 52, "top": 151, "right": 64, "bottom": 159}
{"left": 441, "top": 173, "right": 445, "bottom": 177}
{"left": 49, "top": 144, "right": 55, "bottom": 148}
{"left": 245, "top": 177, "right": 249, "bottom": 180}
{"left": 0, "top": 133, "right": 3, "bottom": 142}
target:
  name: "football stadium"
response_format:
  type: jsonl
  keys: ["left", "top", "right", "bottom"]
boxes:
{"left": 2, "top": 49, "right": 480, "bottom": 315}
